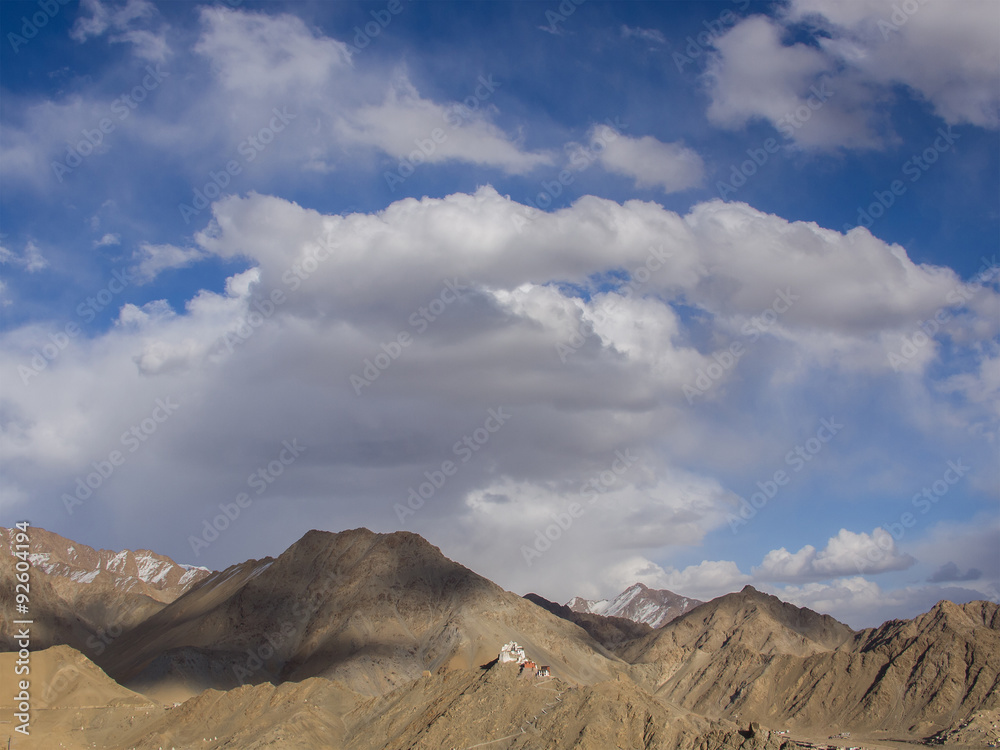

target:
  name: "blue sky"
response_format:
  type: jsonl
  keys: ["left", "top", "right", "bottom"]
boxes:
{"left": 1, "top": 0, "right": 998, "bottom": 627}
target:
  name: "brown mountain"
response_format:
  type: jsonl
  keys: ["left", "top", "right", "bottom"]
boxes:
{"left": 7, "top": 527, "right": 997, "bottom": 748}
{"left": 98, "top": 528, "right": 626, "bottom": 699}
{"left": 621, "top": 585, "right": 1000, "bottom": 736}
{"left": 0, "top": 549, "right": 95, "bottom": 653}
{"left": 6, "top": 644, "right": 797, "bottom": 750}
{"left": 0, "top": 644, "right": 153, "bottom": 711}
{"left": 0, "top": 525, "right": 211, "bottom": 633}
{"left": 342, "top": 659, "right": 718, "bottom": 750}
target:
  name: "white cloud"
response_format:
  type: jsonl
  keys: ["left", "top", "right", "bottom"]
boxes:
{"left": 191, "top": 189, "right": 983, "bottom": 358}
{"left": 194, "top": 7, "right": 351, "bottom": 97}
{"left": 337, "top": 73, "right": 553, "bottom": 175}
{"left": 704, "top": 1, "right": 1000, "bottom": 149}
{"left": 0, "top": 188, "right": 995, "bottom": 628}
{"left": 754, "top": 528, "right": 915, "bottom": 582}
{"left": 94, "top": 233, "right": 121, "bottom": 248}
{"left": 939, "top": 349, "right": 1000, "bottom": 423}
{"left": 0, "top": 240, "right": 48, "bottom": 273}
{"left": 71, "top": 0, "right": 169, "bottom": 62}
{"left": 0, "top": 7, "right": 546, "bottom": 192}
{"left": 788, "top": 0, "right": 1000, "bottom": 130}
{"left": 131, "top": 243, "right": 209, "bottom": 284}
{"left": 592, "top": 129, "right": 704, "bottom": 193}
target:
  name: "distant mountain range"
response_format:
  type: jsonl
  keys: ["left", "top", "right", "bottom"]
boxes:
{"left": 1, "top": 525, "right": 997, "bottom": 749}
{"left": 0, "top": 526, "right": 210, "bottom": 654}
{"left": 566, "top": 582, "right": 702, "bottom": 628}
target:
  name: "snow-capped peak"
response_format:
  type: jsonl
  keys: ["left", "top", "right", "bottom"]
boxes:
{"left": 566, "top": 583, "right": 702, "bottom": 628}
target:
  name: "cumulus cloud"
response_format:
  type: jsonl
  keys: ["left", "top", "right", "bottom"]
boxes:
{"left": 788, "top": 0, "right": 999, "bottom": 130}
{"left": 591, "top": 128, "right": 704, "bottom": 193}
{"left": 0, "top": 188, "right": 996, "bottom": 620}
{"left": 754, "top": 528, "right": 915, "bottom": 582}
{"left": 704, "top": 0, "right": 1000, "bottom": 149}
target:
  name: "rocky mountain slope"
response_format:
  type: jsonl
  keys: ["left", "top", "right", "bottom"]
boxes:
{"left": 568, "top": 582, "right": 702, "bottom": 628}
{"left": 0, "top": 526, "right": 210, "bottom": 632}
{"left": 342, "top": 659, "right": 718, "bottom": 750}
{"left": 98, "top": 528, "right": 626, "bottom": 699}
{"left": 1, "top": 644, "right": 796, "bottom": 750}
{"left": 621, "top": 585, "right": 1000, "bottom": 736}
{"left": 3, "top": 527, "right": 996, "bottom": 748}
{"left": 0, "top": 549, "right": 95, "bottom": 652}
{"left": 524, "top": 592, "right": 652, "bottom": 648}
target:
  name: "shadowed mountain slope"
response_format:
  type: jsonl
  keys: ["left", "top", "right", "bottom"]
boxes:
{"left": 99, "top": 528, "right": 626, "bottom": 698}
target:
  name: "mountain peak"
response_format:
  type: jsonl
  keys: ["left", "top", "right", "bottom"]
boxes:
{"left": 567, "top": 583, "right": 702, "bottom": 628}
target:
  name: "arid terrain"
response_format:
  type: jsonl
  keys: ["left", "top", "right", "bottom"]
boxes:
{"left": 2, "top": 526, "right": 997, "bottom": 749}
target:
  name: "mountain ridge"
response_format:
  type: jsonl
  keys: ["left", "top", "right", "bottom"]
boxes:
{"left": 3, "top": 525, "right": 996, "bottom": 748}
{"left": 98, "top": 527, "right": 626, "bottom": 699}
{"left": 567, "top": 581, "right": 703, "bottom": 628}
